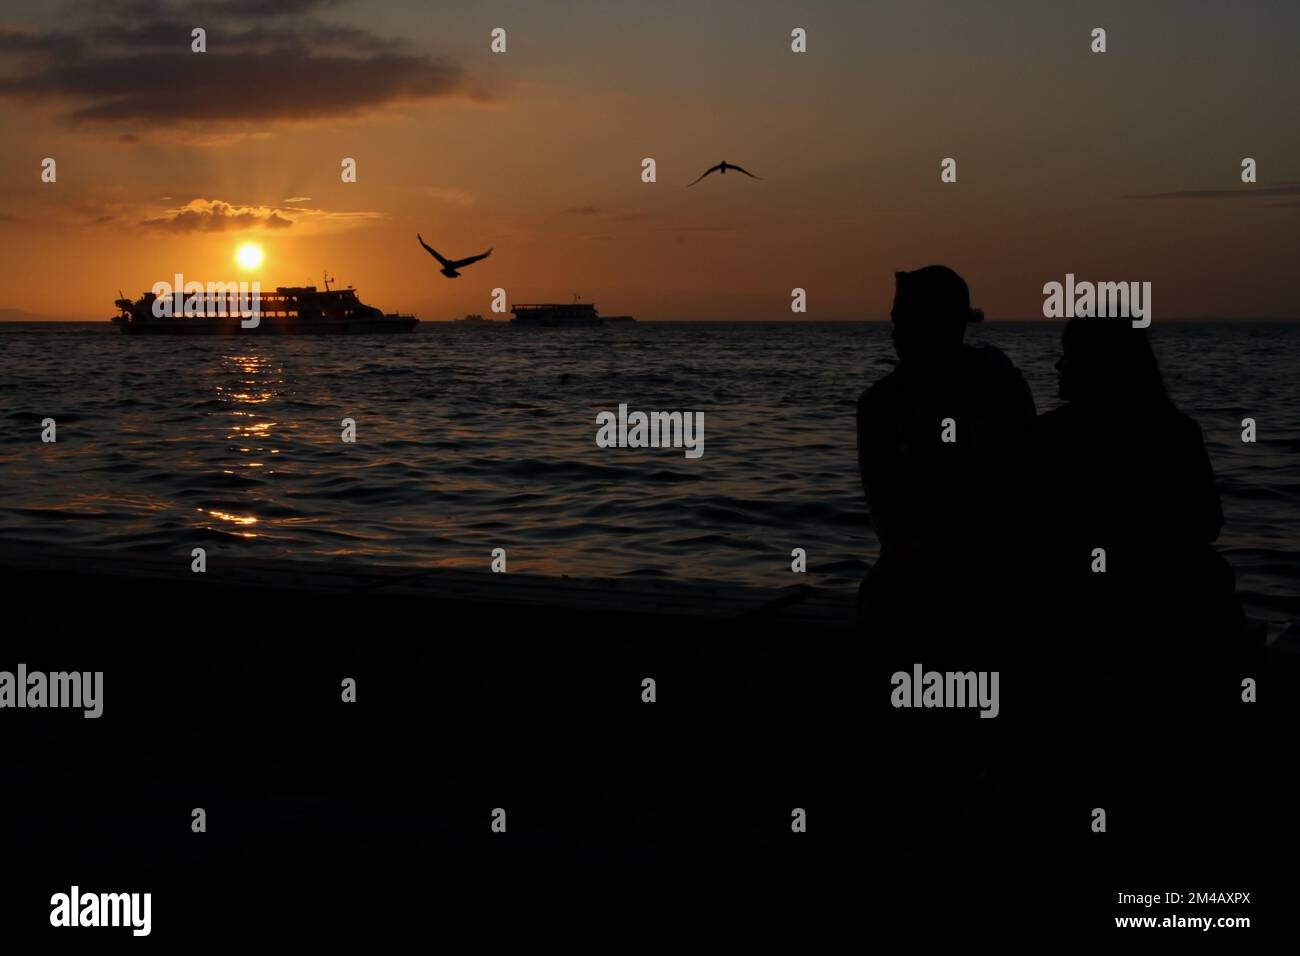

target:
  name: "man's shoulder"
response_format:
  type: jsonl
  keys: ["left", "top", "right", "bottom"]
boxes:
{"left": 961, "top": 343, "right": 1022, "bottom": 377}
{"left": 857, "top": 369, "right": 902, "bottom": 416}
{"left": 962, "top": 344, "right": 1034, "bottom": 409}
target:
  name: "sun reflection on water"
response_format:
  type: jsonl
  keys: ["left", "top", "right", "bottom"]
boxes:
{"left": 197, "top": 507, "right": 260, "bottom": 538}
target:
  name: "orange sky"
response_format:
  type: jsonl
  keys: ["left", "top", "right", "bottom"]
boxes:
{"left": 1, "top": 0, "right": 1298, "bottom": 321}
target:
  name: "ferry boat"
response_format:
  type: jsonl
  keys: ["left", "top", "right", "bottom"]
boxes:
{"left": 111, "top": 284, "right": 418, "bottom": 334}
{"left": 509, "top": 301, "right": 634, "bottom": 327}
{"left": 454, "top": 313, "right": 488, "bottom": 323}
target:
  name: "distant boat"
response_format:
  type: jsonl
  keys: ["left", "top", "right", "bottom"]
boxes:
{"left": 111, "top": 285, "right": 417, "bottom": 334}
{"left": 509, "top": 302, "right": 634, "bottom": 327}
{"left": 454, "top": 313, "right": 488, "bottom": 323}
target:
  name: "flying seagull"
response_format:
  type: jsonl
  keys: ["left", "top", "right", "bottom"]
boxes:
{"left": 418, "top": 234, "right": 492, "bottom": 278}
{"left": 686, "top": 161, "right": 763, "bottom": 187}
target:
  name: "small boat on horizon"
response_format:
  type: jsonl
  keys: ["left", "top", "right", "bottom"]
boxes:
{"left": 509, "top": 300, "right": 635, "bottom": 327}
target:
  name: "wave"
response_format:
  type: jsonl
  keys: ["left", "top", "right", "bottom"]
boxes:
{"left": 0, "top": 321, "right": 1293, "bottom": 605}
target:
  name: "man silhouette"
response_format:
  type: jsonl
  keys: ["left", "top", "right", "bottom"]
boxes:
{"left": 856, "top": 266, "right": 1036, "bottom": 633}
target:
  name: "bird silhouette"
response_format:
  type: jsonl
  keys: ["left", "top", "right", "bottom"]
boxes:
{"left": 687, "top": 161, "right": 763, "bottom": 187}
{"left": 418, "top": 234, "right": 493, "bottom": 278}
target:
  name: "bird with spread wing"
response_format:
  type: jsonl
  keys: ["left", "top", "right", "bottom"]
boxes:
{"left": 686, "top": 161, "right": 763, "bottom": 187}
{"left": 418, "top": 234, "right": 493, "bottom": 278}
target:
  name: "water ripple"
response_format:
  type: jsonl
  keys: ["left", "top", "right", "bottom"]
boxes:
{"left": 0, "top": 320, "right": 1296, "bottom": 623}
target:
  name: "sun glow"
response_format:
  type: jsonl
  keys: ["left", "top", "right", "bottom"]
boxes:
{"left": 235, "top": 242, "right": 264, "bottom": 270}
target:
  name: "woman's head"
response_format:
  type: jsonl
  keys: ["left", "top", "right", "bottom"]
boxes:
{"left": 1057, "top": 317, "right": 1171, "bottom": 408}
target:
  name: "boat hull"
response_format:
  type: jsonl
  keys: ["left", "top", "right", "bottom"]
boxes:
{"left": 510, "top": 318, "right": 603, "bottom": 328}
{"left": 112, "top": 316, "right": 419, "bottom": 334}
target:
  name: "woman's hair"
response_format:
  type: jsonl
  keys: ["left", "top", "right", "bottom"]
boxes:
{"left": 1061, "top": 317, "right": 1173, "bottom": 409}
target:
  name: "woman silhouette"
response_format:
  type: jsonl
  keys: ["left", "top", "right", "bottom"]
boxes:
{"left": 1033, "top": 317, "right": 1244, "bottom": 648}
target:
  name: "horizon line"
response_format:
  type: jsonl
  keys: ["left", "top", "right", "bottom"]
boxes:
{"left": 5, "top": 316, "right": 1300, "bottom": 325}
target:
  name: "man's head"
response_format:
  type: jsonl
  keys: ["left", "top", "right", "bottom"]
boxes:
{"left": 890, "top": 266, "right": 981, "bottom": 361}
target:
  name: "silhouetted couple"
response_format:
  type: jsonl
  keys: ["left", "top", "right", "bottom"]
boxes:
{"left": 857, "top": 266, "right": 1245, "bottom": 658}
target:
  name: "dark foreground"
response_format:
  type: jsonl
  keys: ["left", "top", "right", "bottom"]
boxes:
{"left": 1, "top": 545, "right": 1296, "bottom": 943}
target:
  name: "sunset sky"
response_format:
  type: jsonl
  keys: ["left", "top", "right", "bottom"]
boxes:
{"left": 1, "top": 0, "right": 1297, "bottom": 321}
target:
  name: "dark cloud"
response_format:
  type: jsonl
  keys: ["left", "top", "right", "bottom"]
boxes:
{"left": 3, "top": 52, "right": 468, "bottom": 124}
{"left": 87, "top": 20, "right": 413, "bottom": 55}
{"left": 0, "top": 28, "right": 83, "bottom": 58}
{"left": 565, "top": 206, "right": 601, "bottom": 215}
{"left": 68, "top": 0, "right": 343, "bottom": 21}
{"left": 204, "top": 0, "right": 345, "bottom": 15}
{"left": 1131, "top": 183, "right": 1300, "bottom": 200}
{"left": 0, "top": 2, "right": 483, "bottom": 127}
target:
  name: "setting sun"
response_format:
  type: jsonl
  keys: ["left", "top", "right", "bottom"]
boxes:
{"left": 235, "top": 242, "right": 264, "bottom": 270}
